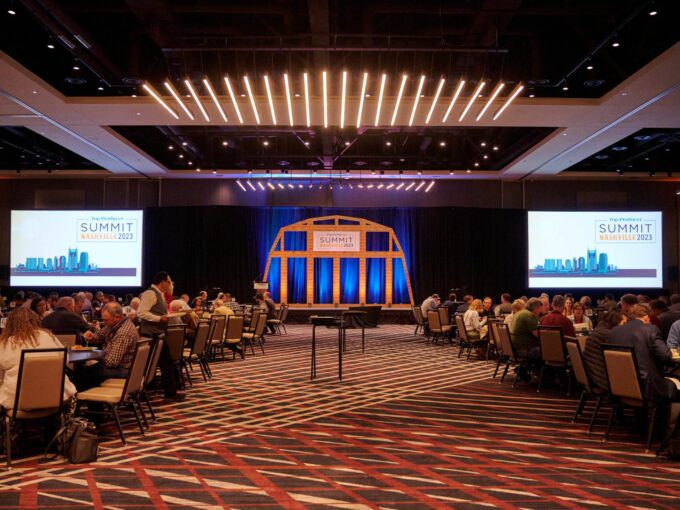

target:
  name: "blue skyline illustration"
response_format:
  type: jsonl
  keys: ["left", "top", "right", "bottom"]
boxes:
{"left": 13, "top": 247, "right": 99, "bottom": 274}
{"left": 532, "top": 248, "right": 618, "bottom": 275}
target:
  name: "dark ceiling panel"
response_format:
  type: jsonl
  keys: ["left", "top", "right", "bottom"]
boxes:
{"left": 0, "top": 0, "right": 678, "bottom": 98}
{"left": 112, "top": 124, "right": 555, "bottom": 172}
{"left": 0, "top": 126, "right": 101, "bottom": 170}
{"left": 565, "top": 128, "right": 680, "bottom": 175}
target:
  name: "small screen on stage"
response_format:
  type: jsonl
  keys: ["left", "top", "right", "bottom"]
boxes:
{"left": 527, "top": 211, "right": 662, "bottom": 289}
{"left": 10, "top": 210, "right": 144, "bottom": 287}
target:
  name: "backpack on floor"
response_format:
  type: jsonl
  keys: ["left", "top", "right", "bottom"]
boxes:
{"left": 44, "top": 417, "right": 99, "bottom": 464}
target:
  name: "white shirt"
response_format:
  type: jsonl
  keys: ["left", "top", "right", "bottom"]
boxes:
{"left": 137, "top": 285, "right": 165, "bottom": 323}
{"left": 464, "top": 309, "right": 486, "bottom": 332}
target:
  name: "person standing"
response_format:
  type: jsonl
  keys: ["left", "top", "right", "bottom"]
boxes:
{"left": 263, "top": 291, "right": 278, "bottom": 334}
{"left": 138, "top": 271, "right": 185, "bottom": 402}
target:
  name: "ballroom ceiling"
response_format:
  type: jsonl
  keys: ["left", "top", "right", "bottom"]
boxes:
{"left": 0, "top": 0, "right": 678, "bottom": 180}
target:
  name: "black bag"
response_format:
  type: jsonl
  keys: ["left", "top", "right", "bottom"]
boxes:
{"left": 44, "top": 418, "right": 99, "bottom": 463}
{"left": 657, "top": 402, "right": 680, "bottom": 460}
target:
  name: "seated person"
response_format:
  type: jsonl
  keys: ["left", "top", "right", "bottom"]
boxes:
{"left": 539, "top": 295, "right": 576, "bottom": 337}
{"left": 583, "top": 310, "right": 626, "bottom": 393}
{"left": 264, "top": 291, "right": 278, "bottom": 334}
{"left": 168, "top": 299, "right": 199, "bottom": 339}
{"left": 30, "top": 296, "right": 51, "bottom": 320}
{"left": 0, "top": 308, "right": 76, "bottom": 409}
{"left": 463, "top": 299, "right": 487, "bottom": 339}
{"left": 456, "top": 295, "right": 473, "bottom": 314}
{"left": 608, "top": 304, "right": 679, "bottom": 403}
{"left": 442, "top": 293, "right": 460, "bottom": 317}
{"left": 41, "top": 296, "right": 93, "bottom": 343}
{"left": 224, "top": 293, "right": 240, "bottom": 311}
{"left": 180, "top": 294, "right": 192, "bottom": 310}
{"left": 212, "top": 299, "right": 234, "bottom": 317}
{"left": 495, "top": 293, "right": 513, "bottom": 316}
{"left": 122, "top": 297, "right": 141, "bottom": 323}
{"left": 569, "top": 302, "right": 592, "bottom": 332}
{"left": 511, "top": 298, "right": 542, "bottom": 358}
{"left": 78, "top": 303, "right": 139, "bottom": 391}
{"left": 504, "top": 298, "right": 526, "bottom": 331}
{"left": 420, "top": 294, "right": 440, "bottom": 317}
{"left": 480, "top": 297, "right": 495, "bottom": 318}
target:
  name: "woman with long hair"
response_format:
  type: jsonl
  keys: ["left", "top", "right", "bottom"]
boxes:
{"left": 29, "top": 296, "right": 50, "bottom": 320}
{"left": 0, "top": 308, "right": 76, "bottom": 409}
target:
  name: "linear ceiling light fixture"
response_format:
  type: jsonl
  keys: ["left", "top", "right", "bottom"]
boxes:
{"left": 459, "top": 81, "right": 486, "bottom": 122}
{"left": 493, "top": 83, "right": 524, "bottom": 120}
{"left": 396, "top": 182, "right": 405, "bottom": 190}
{"left": 183, "top": 79, "right": 210, "bottom": 121}
{"left": 425, "top": 78, "right": 445, "bottom": 124}
{"left": 442, "top": 79, "right": 465, "bottom": 122}
{"left": 283, "top": 73, "right": 294, "bottom": 126}
{"left": 236, "top": 180, "right": 247, "bottom": 191}
{"left": 476, "top": 81, "right": 505, "bottom": 121}
{"left": 374, "top": 73, "right": 387, "bottom": 126}
{"left": 340, "top": 70, "right": 347, "bottom": 129}
{"left": 390, "top": 74, "right": 408, "bottom": 126}
{"left": 322, "top": 71, "right": 329, "bottom": 128}
{"left": 267, "top": 181, "right": 275, "bottom": 190}
{"left": 243, "top": 76, "right": 260, "bottom": 124}
{"left": 224, "top": 77, "right": 244, "bottom": 123}
{"left": 425, "top": 180, "right": 435, "bottom": 192}
{"left": 356, "top": 72, "right": 368, "bottom": 128}
{"left": 263, "top": 75, "right": 277, "bottom": 125}
{"left": 257, "top": 181, "right": 265, "bottom": 190}
{"left": 163, "top": 81, "right": 194, "bottom": 120}
{"left": 142, "top": 83, "right": 179, "bottom": 119}
{"left": 202, "top": 78, "right": 227, "bottom": 122}
{"left": 303, "top": 72, "right": 311, "bottom": 127}
{"left": 415, "top": 181, "right": 425, "bottom": 191}
{"left": 247, "top": 180, "right": 256, "bottom": 191}
{"left": 408, "top": 75, "right": 426, "bottom": 126}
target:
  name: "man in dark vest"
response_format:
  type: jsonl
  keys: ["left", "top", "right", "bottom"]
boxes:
{"left": 138, "top": 271, "right": 185, "bottom": 402}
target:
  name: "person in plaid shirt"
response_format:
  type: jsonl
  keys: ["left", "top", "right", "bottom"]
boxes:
{"left": 77, "top": 302, "right": 139, "bottom": 391}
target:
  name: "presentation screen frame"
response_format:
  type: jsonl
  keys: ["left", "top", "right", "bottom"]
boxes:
{"left": 10, "top": 209, "right": 145, "bottom": 288}
{"left": 527, "top": 210, "right": 663, "bottom": 289}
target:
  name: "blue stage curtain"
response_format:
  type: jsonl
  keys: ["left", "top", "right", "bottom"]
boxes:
{"left": 287, "top": 258, "right": 307, "bottom": 304}
{"left": 340, "top": 258, "right": 359, "bottom": 303}
{"left": 268, "top": 257, "right": 280, "bottom": 302}
{"left": 314, "top": 258, "right": 333, "bottom": 304}
{"left": 392, "top": 258, "right": 409, "bottom": 304}
{"left": 366, "top": 259, "right": 385, "bottom": 303}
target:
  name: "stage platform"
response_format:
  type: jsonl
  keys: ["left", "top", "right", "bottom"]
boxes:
{"left": 286, "top": 306, "right": 414, "bottom": 326}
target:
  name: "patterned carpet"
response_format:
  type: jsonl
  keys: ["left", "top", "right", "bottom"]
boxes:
{"left": 1, "top": 325, "right": 680, "bottom": 509}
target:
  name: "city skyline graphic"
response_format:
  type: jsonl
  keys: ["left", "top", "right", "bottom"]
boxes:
{"left": 11, "top": 247, "right": 136, "bottom": 277}
{"left": 529, "top": 247, "right": 656, "bottom": 278}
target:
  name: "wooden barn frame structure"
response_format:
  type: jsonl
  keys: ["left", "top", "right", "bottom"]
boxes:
{"left": 263, "top": 215, "right": 414, "bottom": 308}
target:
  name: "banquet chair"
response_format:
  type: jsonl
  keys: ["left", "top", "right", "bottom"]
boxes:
{"left": 495, "top": 324, "right": 529, "bottom": 388}
{"left": 101, "top": 335, "right": 165, "bottom": 425}
{"left": 412, "top": 306, "right": 425, "bottom": 336}
{"left": 206, "top": 314, "right": 227, "bottom": 361}
{"left": 55, "top": 334, "right": 77, "bottom": 348}
{"left": 224, "top": 315, "right": 245, "bottom": 359}
{"left": 183, "top": 322, "right": 211, "bottom": 382}
{"left": 486, "top": 319, "right": 503, "bottom": 362}
{"left": 243, "top": 314, "right": 267, "bottom": 355}
{"left": 1, "top": 348, "right": 68, "bottom": 468}
{"left": 601, "top": 345, "right": 660, "bottom": 452}
{"left": 537, "top": 326, "right": 572, "bottom": 395}
{"left": 455, "top": 315, "right": 488, "bottom": 360}
{"left": 267, "top": 304, "right": 289, "bottom": 335}
{"left": 427, "top": 310, "right": 451, "bottom": 344}
{"left": 437, "top": 307, "right": 450, "bottom": 327}
{"left": 76, "top": 339, "right": 151, "bottom": 445}
{"left": 164, "top": 325, "right": 188, "bottom": 388}
{"left": 246, "top": 309, "right": 262, "bottom": 332}
{"left": 566, "top": 339, "right": 608, "bottom": 433}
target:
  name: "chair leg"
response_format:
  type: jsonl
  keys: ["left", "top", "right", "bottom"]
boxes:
{"left": 135, "top": 396, "right": 150, "bottom": 429}
{"left": 500, "top": 362, "right": 510, "bottom": 383}
{"left": 603, "top": 406, "right": 616, "bottom": 442}
{"left": 182, "top": 360, "right": 193, "bottom": 387}
{"left": 259, "top": 336, "right": 266, "bottom": 354}
{"left": 142, "top": 391, "right": 156, "bottom": 422}
{"left": 537, "top": 365, "right": 547, "bottom": 393}
{"left": 493, "top": 356, "right": 503, "bottom": 379}
{"left": 5, "top": 416, "right": 11, "bottom": 469}
{"left": 129, "top": 401, "right": 145, "bottom": 435}
{"left": 645, "top": 406, "right": 658, "bottom": 453}
{"left": 457, "top": 342, "right": 465, "bottom": 358}
{"left": 588, "top": 396, "right": 604, "bottom": 434}
{"left": 512, "top": 369, "right": 521, "bottom": 388}
{"left": 110, "top": 406, "right": 127, "bottom": 445}
{"left": 573, "top": 390, "right": 588, "bottom": 423}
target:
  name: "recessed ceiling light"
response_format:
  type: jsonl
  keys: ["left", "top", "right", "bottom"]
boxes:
{"left": 97, "top": 86, "right": 104, "bottom": 91}
{"left": 304, "top": 141, "right": 310, "bottom": 146}
{"left": 182, "top": 142, "right": 188, "bottom": 146}
{"left": 467, "top": 169, "right": 472, "bottom": 173}
{"left": 480, "top": 142, "right": 486, "bottom": 147}
{"left": 73, "top": 66, "right": 80, "bottom": 71}
{"left": 32, "top": 90, "right": 37, "bottom": 94}
{"left": 344, "top": 141, "right": 350, "bottom": 146}
{"left": 439, "top": 141, "right": 446, "bottom": 147}
{"left": 474, "top": 163, "right": 479, "bottom": 167}
{"left": 168, "top": 145, "right": 174, "bottom": 150}
{"left": 529, "top": 94, "right": 535, "bottom": 98}
{"left": 399, "top": 158, "right": 405, "bottom": 162}
{"left": 196, "top": 168, "right": 201, "bottom": 172}
{"left": 493, "top": 146, "right": 499, "bottom": 151}
{"left": 365, "top": 93, "right": 371, "bottom": 97}
{"left": 612, "top": 42, "right": 620, "bottom": 47}
{"left": 586, "top": 65, "right": 594, "bottom": 70}
{"left": 649, "top": 10, "right": 657, "bottom": 16}
{"left": 483, "top": 155, "right": 489, "bottom": 159}
{"left": 179, "top": 154, "right": 184, "bottom": 159}
{"left": 188, "top": 161, "right": 193, "bottom": 165}
{"left": 8, "top": 10, "right": 16, "bottom": 15}
{"left": 263, "top": 140, "right": 269, "bottom": 146}
{"left": 131, "top": 94, "right": 137, "bottom": 98}
{"left": 240, "top": 93, "right": 246, "bottom": 97}
{"left": 594, "top": 154, "right": 608, "bottom": 160}
{"left": 47, "top": 44, "right": 54, "bottom": 49}
{"left": 612, "top": 146, "right": 628, "bottom": 151}
{"left": 449, "top": 171, "right": 454, "bottom": 175}
{"left": 222, "top": 141, "right": 228, "bottom": 146}
{"left": 562, "top": 86, "right": 569, "bottom": 91}
{"left": 385, "top": 141, "right": 392, "bottom": 146}
{"left": 135, "top": 112, "right": 141, "bottom": 116}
